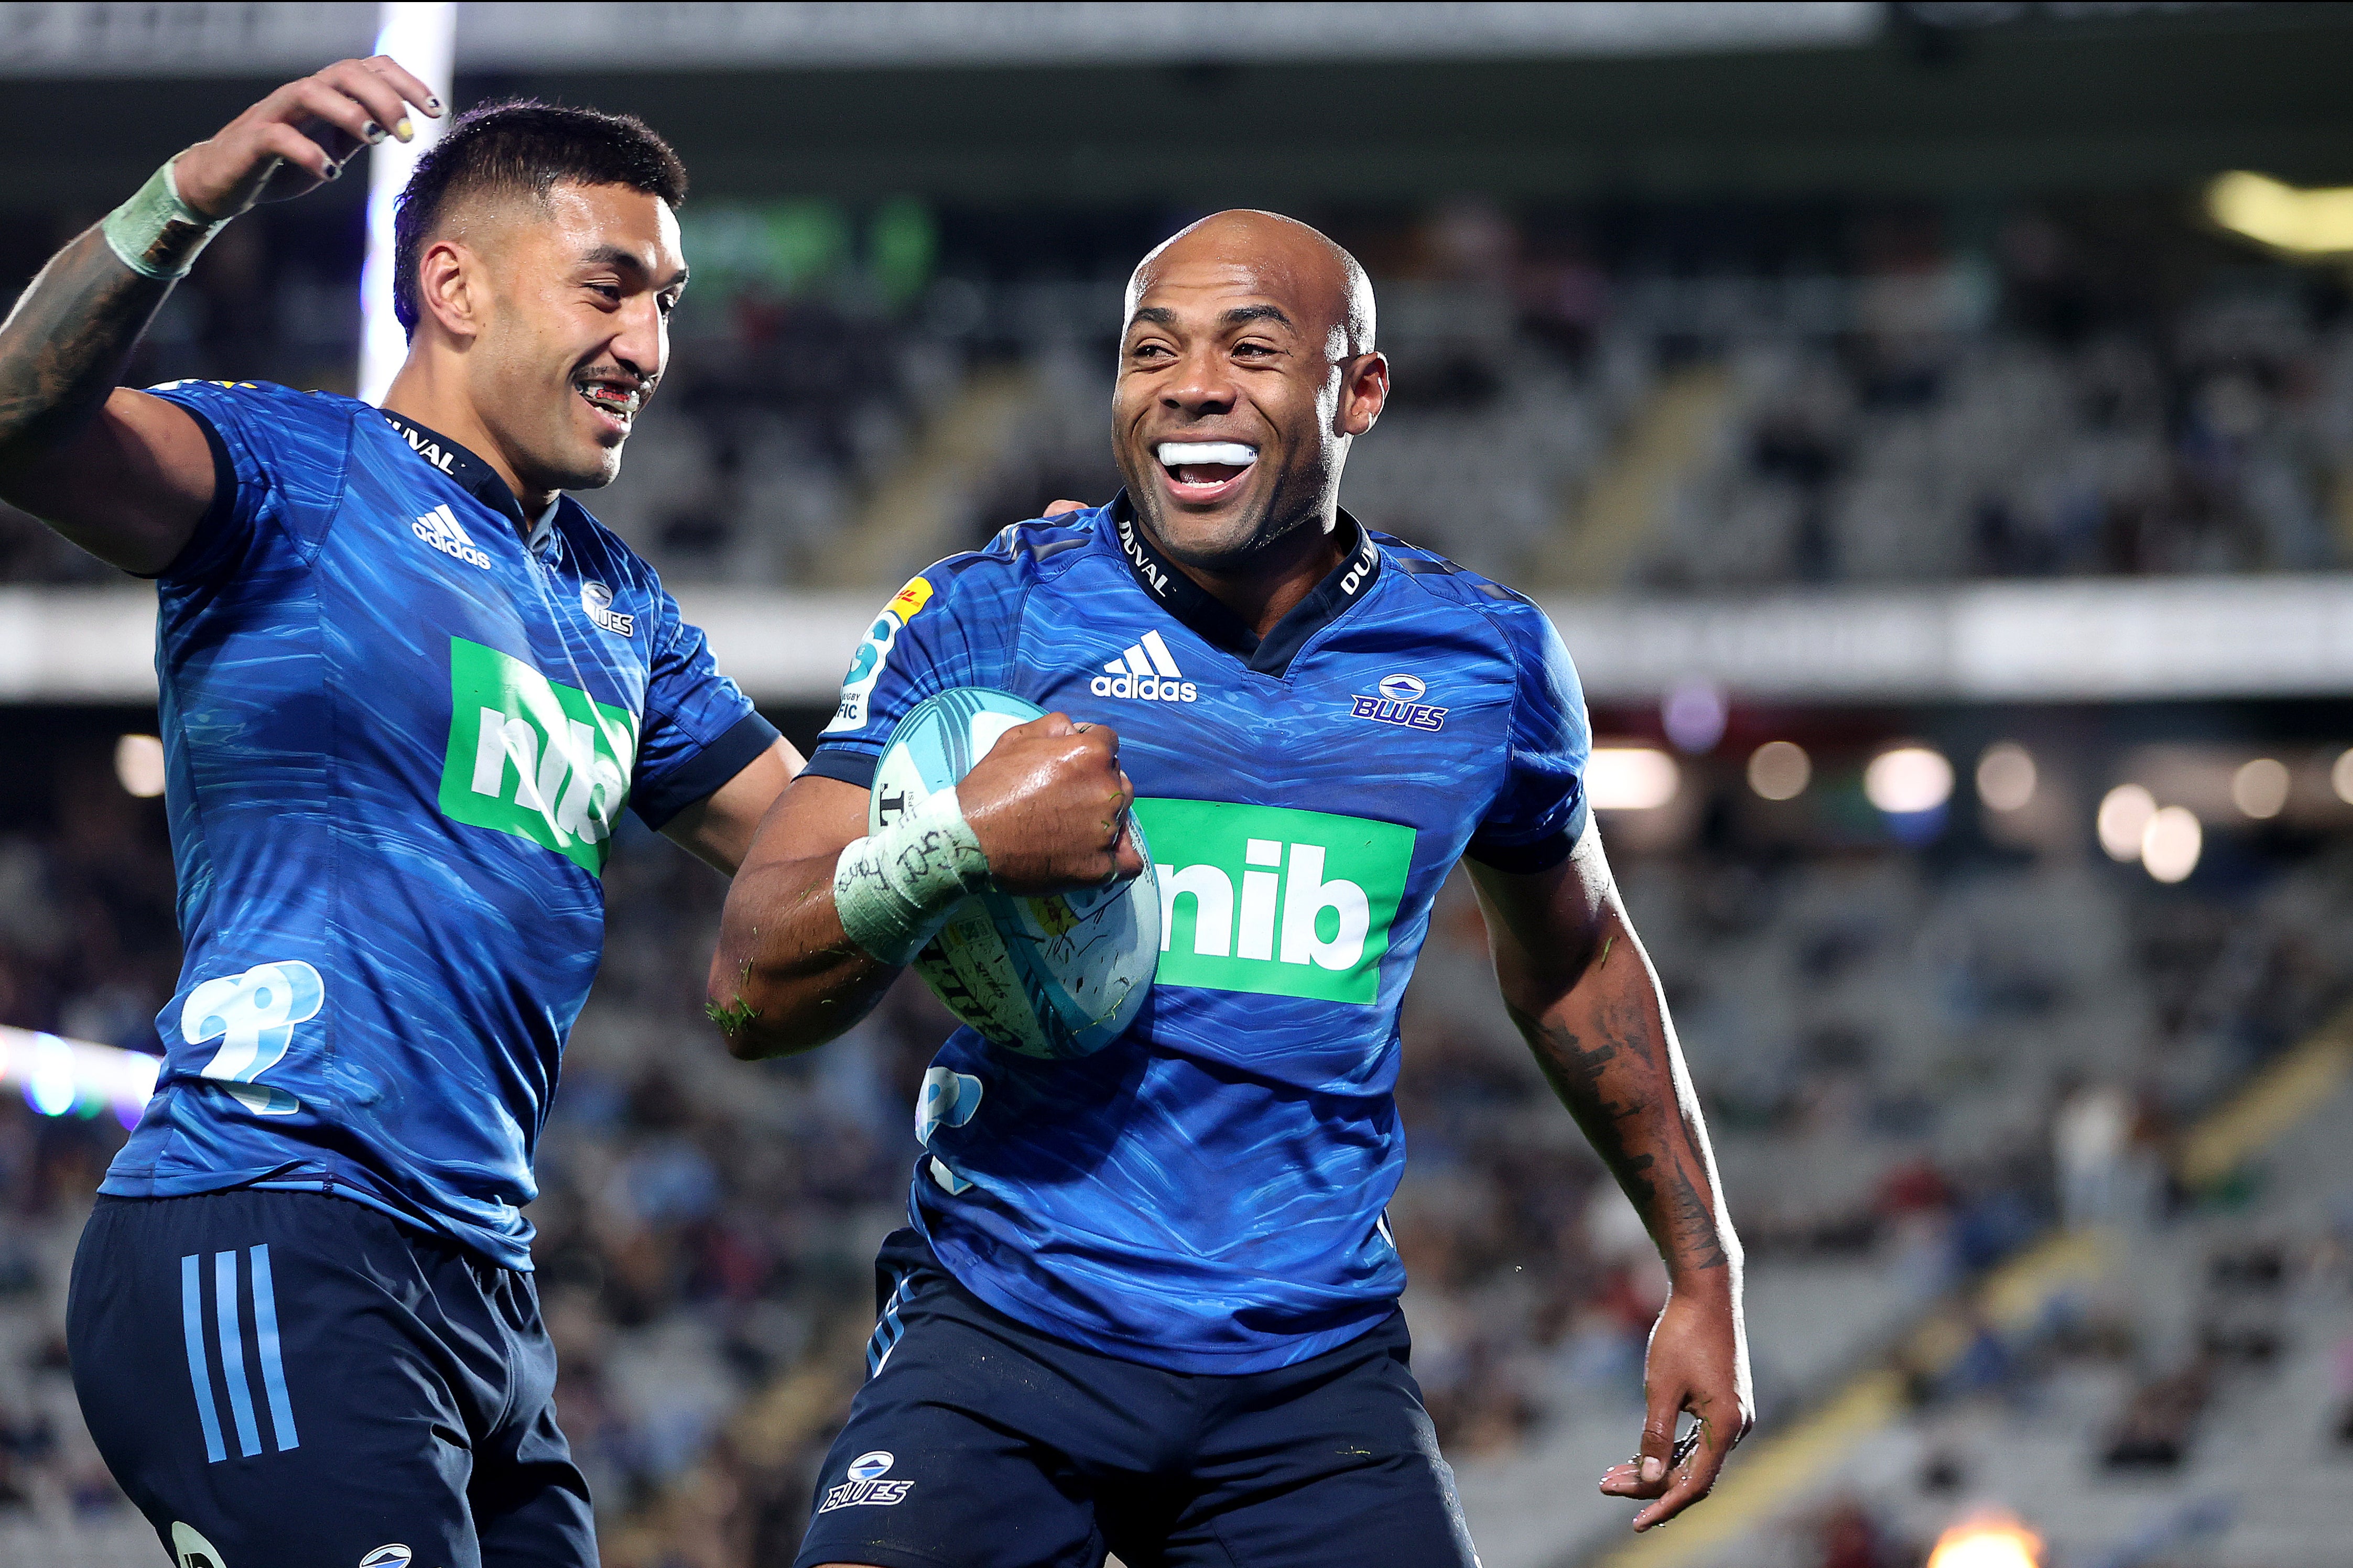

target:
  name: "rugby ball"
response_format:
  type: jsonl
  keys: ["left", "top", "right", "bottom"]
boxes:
{"left": 873, "top": 688, "right": 1158, "bottom": 1059}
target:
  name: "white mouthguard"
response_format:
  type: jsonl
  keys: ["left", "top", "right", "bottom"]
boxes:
{"left": 1156, "top": 442, "right": 1258, "bottom": 467}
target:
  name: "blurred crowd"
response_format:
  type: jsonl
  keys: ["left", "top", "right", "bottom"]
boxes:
{"left": 2, "top": 722, "right": 2350, "bottom": 1565}
{"left": 0, "top": 193, "right": 2345, "bottom": 597}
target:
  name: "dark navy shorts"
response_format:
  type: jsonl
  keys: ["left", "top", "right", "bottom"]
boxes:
{"left": 796, "top": 1229, "right": 1479, "bottom": 1568}
{"left": 68, "top": 1189, "right": 595, "bottom": 1568}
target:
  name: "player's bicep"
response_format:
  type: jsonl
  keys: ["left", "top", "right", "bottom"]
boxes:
{"left": 1467, "top": 824, "right": 1617, "bottom": 1009}
{"left": 659, "top": 737, "right": 803, "bottom": 876}
{"left": 5, "top": 388, "right": 215, "bottom": 575}
{"left": 738, "top": 771, "right": 871, "bottom": 879}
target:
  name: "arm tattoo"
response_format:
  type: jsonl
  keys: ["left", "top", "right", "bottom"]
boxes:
{"left": 1666, "top": 1160, "right": 1731, "bottom": 1272}
{"left": 0, "top": 227, "right": 170, "bottom": 469}
{"left": 1503, "top": 993, "right": 1731, "bottom": 1275}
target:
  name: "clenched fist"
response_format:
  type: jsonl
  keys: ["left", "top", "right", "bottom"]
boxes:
{"left": 959, "top": 714, "right": 1146, "bottom": 895}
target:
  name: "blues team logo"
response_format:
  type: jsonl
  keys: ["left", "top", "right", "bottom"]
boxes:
{"left": 1350, "top": 673, "right": 1447, "bottom": 732}
{"left": 580, "top": 581, "right": 634, "bottom": 637}
{"left": 819, "top": 1450, "right": 915, "bottom": 1512}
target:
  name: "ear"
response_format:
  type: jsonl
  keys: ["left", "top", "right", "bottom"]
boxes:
{"left": 413, "top": 237, "right": 486, "bottom": 344}
{"left": 1337, "top": 351, "right": 1389, "bottom": 438}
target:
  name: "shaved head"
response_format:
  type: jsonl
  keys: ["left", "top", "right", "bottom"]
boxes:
{"left": 1125, "top": 211, "right": 1376, "bottom": 361}
{"left": 1112, "top": 209, "right": 1390, "bottom": 589}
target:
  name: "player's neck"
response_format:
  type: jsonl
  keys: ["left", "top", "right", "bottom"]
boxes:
{"left": 1152, "top": 511, "right": 1349, "bottom": 641}
{"left": 378, "top": 358, "right": 559, "bottom": 525}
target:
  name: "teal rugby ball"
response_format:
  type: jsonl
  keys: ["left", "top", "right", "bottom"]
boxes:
{"left": 872, "top": 687, "right": 1158, "bottom": 1059}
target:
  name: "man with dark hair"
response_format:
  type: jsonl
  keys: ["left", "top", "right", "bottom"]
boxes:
{"left": 0, "top": 55, "right": 1121, "bottom": 1567}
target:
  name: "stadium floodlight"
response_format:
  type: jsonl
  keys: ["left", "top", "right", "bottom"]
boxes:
{"left": 357, "top": 2, "right": 458, "bottom": 406}
{"left": 1585, "top": 747, "right": 1681, "bottom": 812}
{"left": 114, "top": 733, "right": 166, "bottom": 799}
{"left": 1924, "top": 1511, "right": 2042, "bottom": 1568}
{"left": 1976, "top": 742, "right": 2036, "bottom": 812}
{"left": 1863, "top": 746, "right": 1951, "bottom": 815}
{"left": 2231, "top": 757, "right": 2291, "bottom": 819}
{"left": 2142, "top": 806, "right": 2203, "bottom": 884}
{"left": 2097, "top": 784, "right": 2156, "bottom": 862}
{"left": 2207, "top": 171, "right": 2353, "bottom": 257}
{"left": 1746, "top": 740, "right": 1810, "bottom": 801}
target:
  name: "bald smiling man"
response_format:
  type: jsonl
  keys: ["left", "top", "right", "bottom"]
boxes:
{"left": 713, "top": 211, "right": 1753, "bottom": 1568}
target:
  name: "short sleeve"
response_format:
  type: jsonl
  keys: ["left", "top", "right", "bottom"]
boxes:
{"left": 628, "top": 585, "right": 779, "bottom": 830}
{"left": 800, "top": 568, "right": 993, "bottom": 791}
{"left": 1465, "top": 604, "right": 1592, "bottom": 875}
{"left": 142, "top": 379, "right": 352, "bottom": 583}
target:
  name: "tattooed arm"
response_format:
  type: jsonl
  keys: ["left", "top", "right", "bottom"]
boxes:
{"left": 1468, "top": 827, "right": 1753, "bottom": 1532}
{"left": 0, "top": 57, "right": 436, "bottom": 574}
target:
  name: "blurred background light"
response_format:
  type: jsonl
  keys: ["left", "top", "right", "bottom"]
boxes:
{"left": 113, "top": 733, "right": 164, "bottom": 798}
{"left": 2206, "top": 169, "right": 2353, "bottom": 256}
{"left": 23, "top": 1034, "right": 76, "bottom": 1118}
{"left": 1924, "top": 1510, "right": 2043, "bottom": 1568}
{"left": 1746, "top": 739, "right": 1810, "bottom": 801}
{"left": 1863, "top": 746, "right": 1953, "bottom": 815}
{"left": 2231, "top": 756, "right": 2290, "bottom": 819}
{"left": 2142, "top": 804, "right": 2203, "bottom": 884}
{"left": 357, "top": 2, "right": 458, "bottom": 404}
{"left": 1585, "top": 747, "right": 1680, "bottom": 812}
{"left": 2098, "top": 784, "right": 2157, "bottom": 861}
{"left": 1659, "top": 680, "right": 1727, "bottom": 754}
{"left": 2334, "top": 747, "right": 2353, "bottom": 805}
{"left": 1976, "top": 742, "right": 2037, "bottom": 812}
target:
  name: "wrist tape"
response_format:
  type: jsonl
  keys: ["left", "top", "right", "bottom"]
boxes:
{"left": 102, "top": 156, "right": 229, "bottom": 281}
{"left": 832, "top": 787, "right": 992, "bottom": 965}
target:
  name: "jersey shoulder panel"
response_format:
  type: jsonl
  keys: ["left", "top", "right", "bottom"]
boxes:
{"left": 1372, "top": 535, "right": 1593, "bottom": 870}
{"left": 807, "top": 511, "right": 1101, "bottom": 774}
{"left": 144, "top": 379, "right": 361, "bottom": 580}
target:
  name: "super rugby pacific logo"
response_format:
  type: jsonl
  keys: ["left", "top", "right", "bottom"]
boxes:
{"left": 1350, "top": 672, "right": 1447, "bottom": 732}
{"left": 818, "top": 1451, "right": 914, "bottom": 1513}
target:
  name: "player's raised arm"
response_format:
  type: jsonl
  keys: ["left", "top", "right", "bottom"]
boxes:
{"left": 0, "top": 57, "right": 439, "bottom": 574}
{"left": 1468, "top": 831, "right": 1754, "bottom": 1532}
{"left": 707, "top": 714, "right": 1143, "bottom": 1059}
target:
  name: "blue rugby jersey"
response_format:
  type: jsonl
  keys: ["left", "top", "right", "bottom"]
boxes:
{"left": 805, "top": 497, "right": 1591, "bottom": 1372}
{"left": 100, "top": 380, "right": 777, "bottom": 1269}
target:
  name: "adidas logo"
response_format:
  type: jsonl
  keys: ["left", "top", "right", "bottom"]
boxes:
{"left": 1090, "top": 629, "right": 1198, "bottom": 702}
{"left": 411, "top": 503, "right": 490, "bottom": 570}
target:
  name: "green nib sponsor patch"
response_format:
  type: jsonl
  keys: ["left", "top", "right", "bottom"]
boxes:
{"left": 1131, "top": 799, "right": 1415, "bottom": 1005}
{"left": 440, "top": 637, "right": 636, "bottom": 874}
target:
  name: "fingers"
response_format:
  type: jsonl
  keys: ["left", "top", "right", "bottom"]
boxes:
{"left": 1636, "top": 1392, "right": 1679, "bottom": 1489}
{"left": 1042, "top": 498, "right": 1092, "bottom": 518}
{"left": 1113, "top": 832, "right": 1147, "bottom": 883}
{"left": 288, "top": 77, "right": 387, "bottom": 156}
{"left": 254, "top": 121, "right": 338, "bottom": 182}
{"left": 356, "top": 53, "right": 444, "bottom": 121}
{"left": 1026, "top": 712, "right": 1079, "bottom": 739}
{"left": 1631, "top": 1427, "right": 1728, "bottom": 1532}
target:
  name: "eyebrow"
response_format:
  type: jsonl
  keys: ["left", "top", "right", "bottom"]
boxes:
{"left": 580, "top": 244, "right": 689, "bottom": 290}
{"left": 1125, "top": 302, "right": 1297, "bottom": 333}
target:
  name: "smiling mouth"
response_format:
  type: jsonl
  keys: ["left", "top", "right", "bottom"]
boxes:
{"left": 1155, "top": 440, "right": 1257, "bottom": 502}
{"left": 575, "top": 379, "right": 644, "bottom": 433}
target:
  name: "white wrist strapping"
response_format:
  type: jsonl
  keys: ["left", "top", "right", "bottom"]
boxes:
{"left": 833, "top": 786, "right": 992, "bottom": 965}
{"left": 102, "top": 155, "right": 230, "bottom": 281}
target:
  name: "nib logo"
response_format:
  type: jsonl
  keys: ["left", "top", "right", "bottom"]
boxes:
{"left": 1090, "top": 629, "right": 1198, "bottom": 702}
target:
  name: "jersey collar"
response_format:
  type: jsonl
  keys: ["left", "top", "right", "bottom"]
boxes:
{"left": 377, "top": 408, "right": 533, "bottom": 540}
{"left": 1106, "top": 492, "right": 1381, "bottom": 680}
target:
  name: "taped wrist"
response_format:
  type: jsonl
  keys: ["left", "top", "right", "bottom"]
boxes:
{"left": 101, "top": 155, "right": 229, "bottom": 281}
{"left": 832, "top": 787, "right": 992, "bottom": 965}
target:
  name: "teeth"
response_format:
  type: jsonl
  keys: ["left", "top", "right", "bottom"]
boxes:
{"left": 1157, "top": 442, "right": 1256, "bottom": 468}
